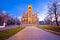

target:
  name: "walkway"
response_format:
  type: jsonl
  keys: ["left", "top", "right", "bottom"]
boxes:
{"left": 7, "top": 26, "right": 60, "bottom": 40}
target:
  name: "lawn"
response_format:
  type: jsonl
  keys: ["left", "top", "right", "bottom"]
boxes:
{"left": 38, "top": 25, "right": 60, "bottom": 32}
{"left": 0, "top": 26, "right": 25, "bottom": 40}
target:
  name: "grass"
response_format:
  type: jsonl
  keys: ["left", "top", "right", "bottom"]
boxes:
{"left": 38, "top": 25, "right": 60, "bottom": 32}
{"left": 0, "top": 26, "right": 25, "bottom": 40}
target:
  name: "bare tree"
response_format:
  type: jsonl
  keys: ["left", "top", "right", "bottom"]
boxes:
{"left": 47, "top": 0, "right": 60, "bottom": 26}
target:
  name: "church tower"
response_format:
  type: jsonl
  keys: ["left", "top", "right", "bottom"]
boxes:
{"left": 28, "top": 4, "right": 32, "bottom": 18}
{"left": 28, "top": 5, "right": 32, "bottom": 24}
{"left": 21, "top": 4, "right": 39, "bottom": 24}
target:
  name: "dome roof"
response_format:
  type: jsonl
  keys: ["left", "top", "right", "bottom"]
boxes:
{"left": 28, "top": 4, "right": 32, "bottom": 8}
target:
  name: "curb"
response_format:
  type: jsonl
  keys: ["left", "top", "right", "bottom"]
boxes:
{"left": 41, "top": 28, "right": 60, "bottom": 36}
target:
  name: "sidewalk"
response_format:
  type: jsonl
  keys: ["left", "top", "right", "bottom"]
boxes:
{"left": 7, "top": 26, "right": 60, "bottom": 40}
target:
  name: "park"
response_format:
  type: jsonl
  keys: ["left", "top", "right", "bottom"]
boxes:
{"left": 0, "top": 0, "right": 60, "bottom": 40}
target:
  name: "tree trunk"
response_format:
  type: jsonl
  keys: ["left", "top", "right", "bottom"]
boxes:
{"left": 54, "top": 5, "right": 59, "bottom": 26}
{"left": 55, "top": 17, "right": 59, "bottom": 26}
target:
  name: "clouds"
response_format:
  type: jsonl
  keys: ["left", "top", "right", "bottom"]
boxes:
{"left": 18, "top": 16, "right": 22, "bottom": 21}
{"left": 0, "top": 0, "right": 53, "bottom": 21}
{"left": 38, "top": 4, "right": 48, "bottom": 21}
{"left": 2, "top": 10, "right": 6, "bottom": 13}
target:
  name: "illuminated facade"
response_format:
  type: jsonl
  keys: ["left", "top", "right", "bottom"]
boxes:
{"left": 21, "top": 5, "right": 39, "bottom": 24}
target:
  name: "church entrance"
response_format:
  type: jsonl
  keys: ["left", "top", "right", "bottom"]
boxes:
{"left": 29, "top": 21, "right": 32, "bottom": 24}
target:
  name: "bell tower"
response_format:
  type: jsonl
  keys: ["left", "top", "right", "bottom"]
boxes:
{"left": 28, "top": 5, "right": 32, "bottom": 24}
{"left": 28, "top": 5, "right": 32, "bottom": 18}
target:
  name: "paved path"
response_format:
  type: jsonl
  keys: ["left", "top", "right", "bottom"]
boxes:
{"left": 7, "top": 26, "right": 60, "bottom": 40}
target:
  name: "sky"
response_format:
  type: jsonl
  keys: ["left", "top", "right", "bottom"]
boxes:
{"left": 0, "top": 0, "right": 53, "bottom": 21}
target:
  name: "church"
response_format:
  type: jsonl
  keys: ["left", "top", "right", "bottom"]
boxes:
{"left": 21, "top": 5, "right": 39, "bottom": 24}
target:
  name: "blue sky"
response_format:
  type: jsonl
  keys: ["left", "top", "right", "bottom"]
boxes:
{"left": 0, "top": 0, "right": 52, "bottom": 21}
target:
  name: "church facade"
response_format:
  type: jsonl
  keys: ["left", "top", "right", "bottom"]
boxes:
{"left": 21, "top": 5, "right": 39, "bottom": 24}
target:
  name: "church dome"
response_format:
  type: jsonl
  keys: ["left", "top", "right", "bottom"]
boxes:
{"left": 28, "top": 4, "right": 32, "bottom": 9}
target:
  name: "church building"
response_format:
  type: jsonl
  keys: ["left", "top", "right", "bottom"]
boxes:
{"left": 21, "top": 5, "right": 39, "bottom": 24}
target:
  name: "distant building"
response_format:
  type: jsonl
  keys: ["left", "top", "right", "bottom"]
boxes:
{"left": 21, "top": 5, "right": 39, "bottom": 24}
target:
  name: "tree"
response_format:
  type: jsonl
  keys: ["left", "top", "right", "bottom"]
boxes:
{"left": 44, "top": 15, "right": 52, "bottom": 25}
{"left": 47, "top": 0, "right": 60, "bottom": 26}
